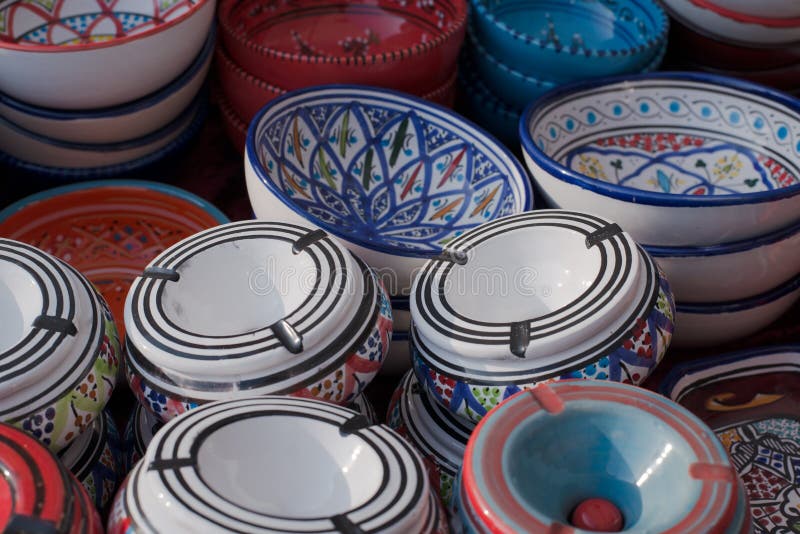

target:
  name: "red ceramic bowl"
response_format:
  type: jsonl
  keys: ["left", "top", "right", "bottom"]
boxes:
{"left": 216, "top": 88, "right": 248, "bottom": 153}
{"left": 218, "top": 0, "right": 466, "bottom": 94}
{"left": 687, "top": 61, "right": 800, "bottom": 91}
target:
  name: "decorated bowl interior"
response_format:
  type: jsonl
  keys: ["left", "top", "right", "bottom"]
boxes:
{"left": 522, "top": 73, "right": 800, "bottom": 205}
{"left": 248, "top": 85, "right": 532, "bottom": 257}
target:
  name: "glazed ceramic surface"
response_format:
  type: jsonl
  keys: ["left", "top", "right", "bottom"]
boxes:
{"left": 521, "top": 73, "right": 800, "bottom": 247}
{"left": 460, "top": 381, "right": 750, "bottom": 533}
{"left": 663, "top": 346, "right": 800, "bottom": 534}
{"left": 125, "top": 221, "right": 392, "bottom": 422}
{"left": 215, "top": 85, "right": 247, "bottom": 152}
{"left": 218, "top": 0, "right": 466, "bottom": 94}
{"left": 108, "top": 397, "right": 432, "bottom": 533}
{"left": 672, "top": 274, "right": 800, "bottom": 349}
{"left": 0, "top": 0, "right": 215, "bottom": 109}
{"left": 410, "top": 210, "right": 674, "bottom": 422}
{"left": 470, "top": 0, "right": 668, "bottom": 82}
{"left": 0, "top": 180, "right": 228, "bottom": 341}
{"left": 0, "top": 239, "right": 120, "bottom": 452}
{"left": 697, "top": 0, "right": 800, "bottom": 18}
{"left": 58, "top": 410, "right": 123, "bottom": 510}
{"left": 246, "top": 85, "right": 532, "bottom": 296}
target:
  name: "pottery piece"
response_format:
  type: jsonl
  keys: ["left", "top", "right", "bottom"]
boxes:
{"left": 215, "top": 86, "right": 248, "bottom": 153}
{"left": 0, "top": 239, "right": 120, "bottom": 451}
{"left": 696, "top": 0, "right": 800, "bottom": 19}
{"left": 520, "top": 72, "right": 800, "bottom": 247}
{"left": 246, "top": 85, "right": 533, "bottom": 297}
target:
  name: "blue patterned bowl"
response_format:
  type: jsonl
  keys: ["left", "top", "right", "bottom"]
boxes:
{"left": 521, "top": 72, "right": 800, "bottom": 247}
{"left": 245, "top": 85, "right": 533, "bottom": 296}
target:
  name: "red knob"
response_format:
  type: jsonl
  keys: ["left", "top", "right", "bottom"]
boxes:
{"left": 570, "top": 498, "right": 624, "bottom": 532}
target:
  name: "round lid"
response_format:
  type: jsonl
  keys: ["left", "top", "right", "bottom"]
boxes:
{"left": 57, "top": 410, "right": 109, "bottom": 481}
{"left": 411, "top": 210, "right": 658, "bottom": 382}
{"left": 0, "top": 239, "right": 104, "bottom": 421}
{"left": 462, "top": 381, "right": 740, "bottom": 533}
{"left": 123, "top": 396, "right": 430, "bottom": 533}
{"left": 125, "top": 221, "right": 378, "bottom": 398}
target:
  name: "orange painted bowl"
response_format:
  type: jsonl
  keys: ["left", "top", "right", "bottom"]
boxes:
{"left": 0, "top": 180, "right": 229, "bottom": 341}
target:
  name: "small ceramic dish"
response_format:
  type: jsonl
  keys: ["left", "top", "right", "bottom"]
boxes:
{"left": 0, "top": 0, "right": 215, "bottom": 109}
{"left": 662, "top": 345, "right": 800, "bottom": 534}
{"left": 387, "top": 370, "right": 474, "bottom": 504}
{"left": 0, "top": 239, "right": 120, "bottom": 452}
{"left": 454, "top": 381, "right": 750, "bottom": 533}
{"left": 0, "top": 180, "right": 228, "bottom": 341}
{"left": 125, "top": 221, "right": 392, "bottom": 422}
{"left": 0, "top": 28, "right": 213, "bottom": 144}
{"left": 58, "top": 410, "right": 123, "bottom": 510}
{"left": 0, "top": 421, "right": 104, "bottom": 533}
{"left": 470, "top": 0, "right": 668, "bottom": 83}
{"left": 645, "top": 217, "right": 800, "bottom": 303}
{"left": 411, "top": 210, "right": 675, "bottom": 422}
{"left": 521, "top": 72, "right": 800, "bottom": 247}
{"left": 218, "top": 0, "right": 466, "bottom": 94}
{"left": 672, "top": 273, "right": 800, "bottom": 349}
{"left": 246, "top": 85, "right": 533, "bottom": 297}
{"left": 108, "top": 396, "right": 434, "bottom": 533}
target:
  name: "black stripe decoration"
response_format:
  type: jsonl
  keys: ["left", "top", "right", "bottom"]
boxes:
{"left": 142, "top": 267, "right": 180, "bottom": 282}
{"left": 330, "top": 514, "right": 366, "bottom": 534}
{"left": 292, "top": 229, "right": 327, "bottom": 254}
{"left": 339, "top": 415, "right": 371, "bottom": 436}
{"left": 433, "top": 248, "right": 467, "bottom": 265}
{"left": 5, "top": 515, "right": 59, "bottom": 534}
{"left": 269, "top": 320, "right": 303, "bottom": 354}
{"left": 585, "top": 223, "right": 623, "bottom": 248}
{"left": 510, "top": 322, "right": 530, "bottom": 358}
{"left": 148, "top": 457, "right": 196, "bottom": 471}
{"left": 31, "top": 316, "right": 76, "bottom": 336}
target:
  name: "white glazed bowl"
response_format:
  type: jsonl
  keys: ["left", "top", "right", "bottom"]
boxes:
{"left": 520, "top": 72, "right": 800, "bottom": 247}
{"left": 0, "top": 0, "right": 215, "bottom": 109}
{"left": 0, "top": 28, "right": 214, "bottom": 143}
{"left": 672, "top": 273, "right": 800, "bottom": 349}
{"left": 699, "top": 0, "right": 800, "bottom": 18}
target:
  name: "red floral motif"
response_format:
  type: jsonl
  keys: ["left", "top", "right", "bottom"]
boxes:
{"left": 757, "top": 154, "right": 799, "bottom": 188}
{"left": 427, "top": 369, "right": 455, "bottom": 403}
{"left": 595, "top": 133, "right": 706, "bottom": 154}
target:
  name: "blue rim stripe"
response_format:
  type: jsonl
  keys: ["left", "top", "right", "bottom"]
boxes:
{"left": 676, "top": 272, "right": 800, "bottom": 314}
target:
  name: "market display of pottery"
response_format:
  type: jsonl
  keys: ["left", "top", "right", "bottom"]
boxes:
{"left": 0, "top": 0, "right": 798, "bottom": 532}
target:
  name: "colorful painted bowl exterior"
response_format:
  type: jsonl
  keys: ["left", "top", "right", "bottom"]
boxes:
{"left": 0, "top": 239, "right": 120, "bottom": 452}
{"left": 0, "top": 421, "right": 104, "bottom": 533}
{"left": 662, "top": 345, "right": 800, "bottom": 534}
{"left": 0, "top": 0, "right": 215, "bottom": 109}
{"left": 470, "top": 0, "right": 668, "bottom": 82}
{"left": 246, "top": 85, "right": 533, "bottom": 296}
{"left": 125, "top": 221, "right": 392, "bottom": 423}
{"left": 108, "top": 397, "right": 434, "bottom": 533}
{"left": 521, "top": 73, "right": 800, "bottom": 247}
{"left": 218, "top": 0, "right": 466, "bottom": 94}
{"left": 459, "top": 381, "right": 750, "bottom": 533}
{"left": 0, "top": 180, "right": 229, "bottom": 341}
{"left": 58, "top": 410, "right": 123, "bottom": 510}
{"left": 387, "top": 370, "right": 474, "bottom": 504}
{"left": 410, "top": 210, "right": 675, "bottom": 423}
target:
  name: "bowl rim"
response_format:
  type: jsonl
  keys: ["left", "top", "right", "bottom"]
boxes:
{"left": 218, "top": 0, "right": 468, "bottom": 66}
{"left": 680, "top": 0, "right": 800, "bottom": 28}
{"left": 246, "top": 83, "right": 534, "bottom": 259}
{"left": 0, "top": 0, "right": 213, "bottom": 53}
{"left": 519, "top": 70, "right": 800, "bottom": 208}
{"left": 676, "top": 271, "right": 800, "bottom": 314}
{"left": 470, "top": 0, "right": 669, "bottom": 57}
{"left": 215, "top": 41, "right": 284, "bottom": 99}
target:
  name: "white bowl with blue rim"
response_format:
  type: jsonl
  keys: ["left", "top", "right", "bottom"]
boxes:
{"left": 469, "top": 0, "right": 668, "bottom": 83}
{"left": 0, "top": 0, "right": 215, "bottom": 110}
{"left": 245, "top": 85, "right": 533, "bottom": 297}
{"left": 0, "top": 27, "right": 214, "bottom": 144}
{"left": 645, "top": 217, "right": 800, "bottom": 303}
{"left": 520, "top": 72, "right": 800, "bottom": 247}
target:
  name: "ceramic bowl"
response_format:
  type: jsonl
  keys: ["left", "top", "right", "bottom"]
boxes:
{"left": 125, "top": 221, "right": 392, "bottom": 422}
{"left": 645, "top": 217, "right": 800, "bottom": 303}
{"left": 246, "top": 85, "right": 533, "bottom": 297}
{"left": 0, "top": 422, "right": 104, "bottom": 533}
{"left": 687, "top": 60, "right": 800, "bottom": 93}
{"left": 455, "top": 380, "right": 750, "bottom": 533}
{"left": 0, "top": 0, "right": 215, "bottom": 109}
{"left": 469, "top": 0, "right": 668, "bottom": 83}
{"left": 0, "top": 239, "right": 120, "bottom": 452}
{"left": 0, "top": 28, "right": 213, "bottom": 144}
{"left": 215, "top": 85, "right": 248, "bottom": 153}
{"left": 0, "top": 180, "right": 228, "bottom": 342}
{"left": 387, "top": 370, "right": 475, "bottom": 504}
{"left": 218, "top": 0, "right": 466, "bottom": 94}
{"left": 411, "top": 210, "right": 675, "bottom": 423}
{"left": 108, "top": 396, "right": 435, "bottom": 533}
{"left": 699, "top": 0, "right": 800, "bottom": 18}
{"left": 521, "top": 72, "right": 800, "bottom": 247}
{"left": 58, "top": 410, "right": 123, "bottom": 510}
{"left": 672, "top": 273, "right": 800, "bottom": 349}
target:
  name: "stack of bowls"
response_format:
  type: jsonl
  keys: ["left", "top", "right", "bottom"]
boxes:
{"left": 459, "top": 0, "right": 668, "bottom": 146}
{"left": 0, "top": 0, "right": 215, "bottom": 179}
{"left": 244, "top": 85, "right": 535, "bottom": 374}
{"left": 215, "top": 0, "right": 468, "bottom": 152}
{"left": 520, "top": 72, "right": 800, "bottom": 348}
{"left": 663, "top": 0, "right": 800, "bottom": 94}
